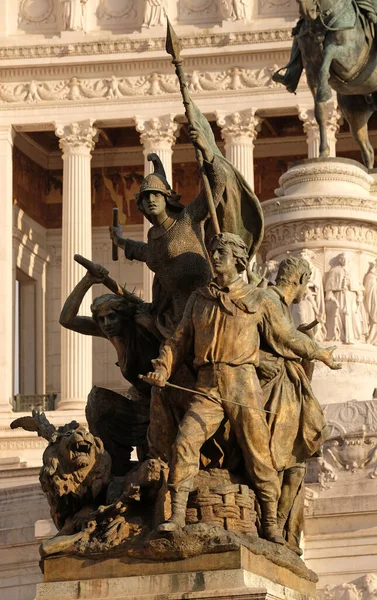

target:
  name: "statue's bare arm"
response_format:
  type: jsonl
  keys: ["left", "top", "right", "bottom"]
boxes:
{"left": 59, "top": 272, "right": 106, "bottom": 338}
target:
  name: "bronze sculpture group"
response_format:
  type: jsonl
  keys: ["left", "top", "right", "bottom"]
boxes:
{"left": 12, "top": 19, "right": 344, "bottom": 573}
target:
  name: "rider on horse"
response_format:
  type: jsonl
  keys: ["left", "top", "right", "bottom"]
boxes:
{"left": 273, "top": 0, "right": 377, "bottom": 93}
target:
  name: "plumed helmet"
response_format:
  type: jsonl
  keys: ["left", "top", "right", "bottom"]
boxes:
{"left": 136, "top": 153, "right": 183, "bottom": 213}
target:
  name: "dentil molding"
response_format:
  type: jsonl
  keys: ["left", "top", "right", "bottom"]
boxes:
{"left": 0, "top": 28, "right": 292, "bottom": 61}
{"left": 263, "top": 196, "right": 377, "bottom": 218}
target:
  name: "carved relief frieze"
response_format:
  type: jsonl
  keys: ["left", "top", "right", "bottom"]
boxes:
{"left": 18, "top": 0, "right": 56, "bottom": 28}
{"left": 319, "top": 573, "right": 377, "bottom": 600}
{"left": 0, "top": 66, "right": 279, "bottom": 106}
{"left": 264, "top": 220, "right": 377, "bottom": 250}
{"left": 97, "top": 0, "right": 136, "bottom": 24}
{"left": 263, "top": 196, "right": 377, "bottom": 218}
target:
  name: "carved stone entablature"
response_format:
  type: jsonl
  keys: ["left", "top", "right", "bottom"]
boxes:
{"left": 318, "top": 573, "right": 377, "bottom": 600}
{"left": 258, "top": 0, "right": 297, "bottom": 17}
{"left": 263, "top": 196, "right": 377, "bottom": 219}
{"left": 97, "top": 0, "right": 137, "bottom": 25}
{"left": 18, "top": 0, "right": 56, "bottom": 29}
{"left": 0, "top": 66, "right": 279, "bottom": 107}
{"left": 0, "top": 28, "right": 292, "bottom": 61}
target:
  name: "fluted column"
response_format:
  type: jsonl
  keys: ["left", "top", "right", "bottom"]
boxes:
{"left": 0, "top": 126, "right": 14, "bottom": 420}
{"left": 55, "top": 120, "right": 97, "bottom": 410}
{"left": 298, "top": 104, "right": 342, "bottom": 158}
{"left": 134, "top": 114, "right": 179, "bottom": 302}
{"left": 216, "top": 109, "right": 261, "bottom": 189}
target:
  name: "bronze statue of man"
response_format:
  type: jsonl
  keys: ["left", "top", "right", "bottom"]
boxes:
{"left": 273, "top": 0, "right": 377, "bottom": 94}
{"left": 256, "top": 256, "right": 340, "bottom": 555}
{"left": 144, "top": 233, "right": 340, "bottom": 544}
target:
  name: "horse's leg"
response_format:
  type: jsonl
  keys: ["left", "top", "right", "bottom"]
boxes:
{"left": 337, "top": 93, "right": 375, "bottom": 169}
{"left": 315, "top": 100, "right": 330, "bottom": 157}
{"left": 316, "top": 45, "right": 339, "bottom": 103}
{"left": 306, "top": 69, "right": 330, "bottom": 157}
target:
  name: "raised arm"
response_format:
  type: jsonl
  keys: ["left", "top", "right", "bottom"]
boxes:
{"left": 59, "top": 271, "right": 106, "bottom": 338}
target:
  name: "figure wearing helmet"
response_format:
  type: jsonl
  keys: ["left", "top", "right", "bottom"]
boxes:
{"left": 110, "top": 119, "right": 263, "bottom": 338}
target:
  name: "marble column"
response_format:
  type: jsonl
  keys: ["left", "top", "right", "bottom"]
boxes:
{"left": 216, "top": 108, "right": 261, "bottom": 189}
{"left": 298, "top": 104, "right": 342, "bottom": 158}
{"left": 134, "top": 114, "right": 179, "bottom": 302}
{"left": 0, "top": 126, "right": 14, "bottom": 420}
{"left": 55, "top": 120, "right": 97, "bottom": 411}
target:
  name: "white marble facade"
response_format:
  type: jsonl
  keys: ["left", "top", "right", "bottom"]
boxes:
{"left": 0, "top": 1, "right": 376, "bottom": 599}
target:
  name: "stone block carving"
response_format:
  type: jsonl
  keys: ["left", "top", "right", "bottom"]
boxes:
{"left": 324, "top": 253, "right": 368, "bottom": 345}
{"left": 363, "top": 259, "right": 377, "bottom": 345}
{"left": 18, "top": 0, "right": 56, "bottom": 28}
{"left": 221, "top": 0, "right": 249, "bottom": 21}
{"left": 60, "top": 0, "right": 87, "bottom": 32}
{"left": 97, "top": 0, "right": 136, "bottom": 24}
{"left": 142, "top": 0, "right": 167, "bottom": 27}
{"left": 319, "top": 573, "right": 377, "bottom": 600}
{"left": 178, "top": 0, "right": 220, "bottom": 23}
{"left": 291, "top": 249, "right": 326, "bottom": 341}
{"left": 258, "top": 0, "right": 296, "bottom": 17}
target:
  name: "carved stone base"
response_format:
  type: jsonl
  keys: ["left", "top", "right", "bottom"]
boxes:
{"left": 36, "top": 546, "right": 316, "bottom": 599}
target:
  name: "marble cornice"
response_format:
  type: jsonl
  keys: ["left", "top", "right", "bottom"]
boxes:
{"left": 0, "top": 28, "right": 292, "bottom": 63}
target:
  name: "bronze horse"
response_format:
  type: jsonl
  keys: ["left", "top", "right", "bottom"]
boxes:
{"left": 277, "top": 0, "right": 377, "bottom": 168}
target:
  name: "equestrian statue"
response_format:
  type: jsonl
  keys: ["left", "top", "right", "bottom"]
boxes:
{"left": 274, "top": 0, "right": 377, "bottom": 168}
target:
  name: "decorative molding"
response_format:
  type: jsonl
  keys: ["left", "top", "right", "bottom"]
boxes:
{"left": 18, "top": 0, "right": 56, "bottom": 27}
{"left": 0, "top": 67, "right": 279, "bottom": 106}
{"left": 264, "top": 220, "right": 377, "bottom": 248}
{"left": 0, "top": 438, "right": 47, "bottom": 451}
{"left": 278, "top": 163, "right": 373, "bottom": 193}
{"left": 0, "top": 29, "right": 292, "bottom": 61}
{"left": 263, "top": 196, "right": 377, "bottom": 217}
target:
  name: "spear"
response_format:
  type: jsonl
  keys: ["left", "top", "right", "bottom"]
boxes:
{"left": 166, "top": 18, "right": 220, "bottom": 235}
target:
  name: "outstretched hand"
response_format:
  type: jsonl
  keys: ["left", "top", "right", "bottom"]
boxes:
{"left": 317, "top": 345, "right": 342, "bottom": 370}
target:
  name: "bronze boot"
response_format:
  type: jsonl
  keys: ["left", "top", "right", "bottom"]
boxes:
{"left": 261, "top": 502, "right": 285, "bottom": 545}
{"left": 157, "top": 490, "right": 189, "bottom": 533}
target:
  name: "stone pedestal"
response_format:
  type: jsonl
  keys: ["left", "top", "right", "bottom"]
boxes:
{"left": 35, "top": 547, "right": 316, "bottom": 600}
{"left": 262, "top": 158, "right": 377, "bottom": 403}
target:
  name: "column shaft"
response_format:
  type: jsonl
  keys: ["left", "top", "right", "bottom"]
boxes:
{"left": 56, "top": 121, "right": 97, "bottom": 410}
{"left": 0, "top": 126, "right": 13, "bottom": 417}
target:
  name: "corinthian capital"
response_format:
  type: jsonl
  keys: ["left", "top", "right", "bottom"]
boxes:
{"left": 134, "top": 114, "right": 180, "bottom": 153}
{"left": 216, "top": 108, "right": 262, "bottom": 145}
{"left": 55, "top": 120, "right": 98, "bottom": 156}
{"left": 298, "top": 104, "right": 342, "bottom": 135}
